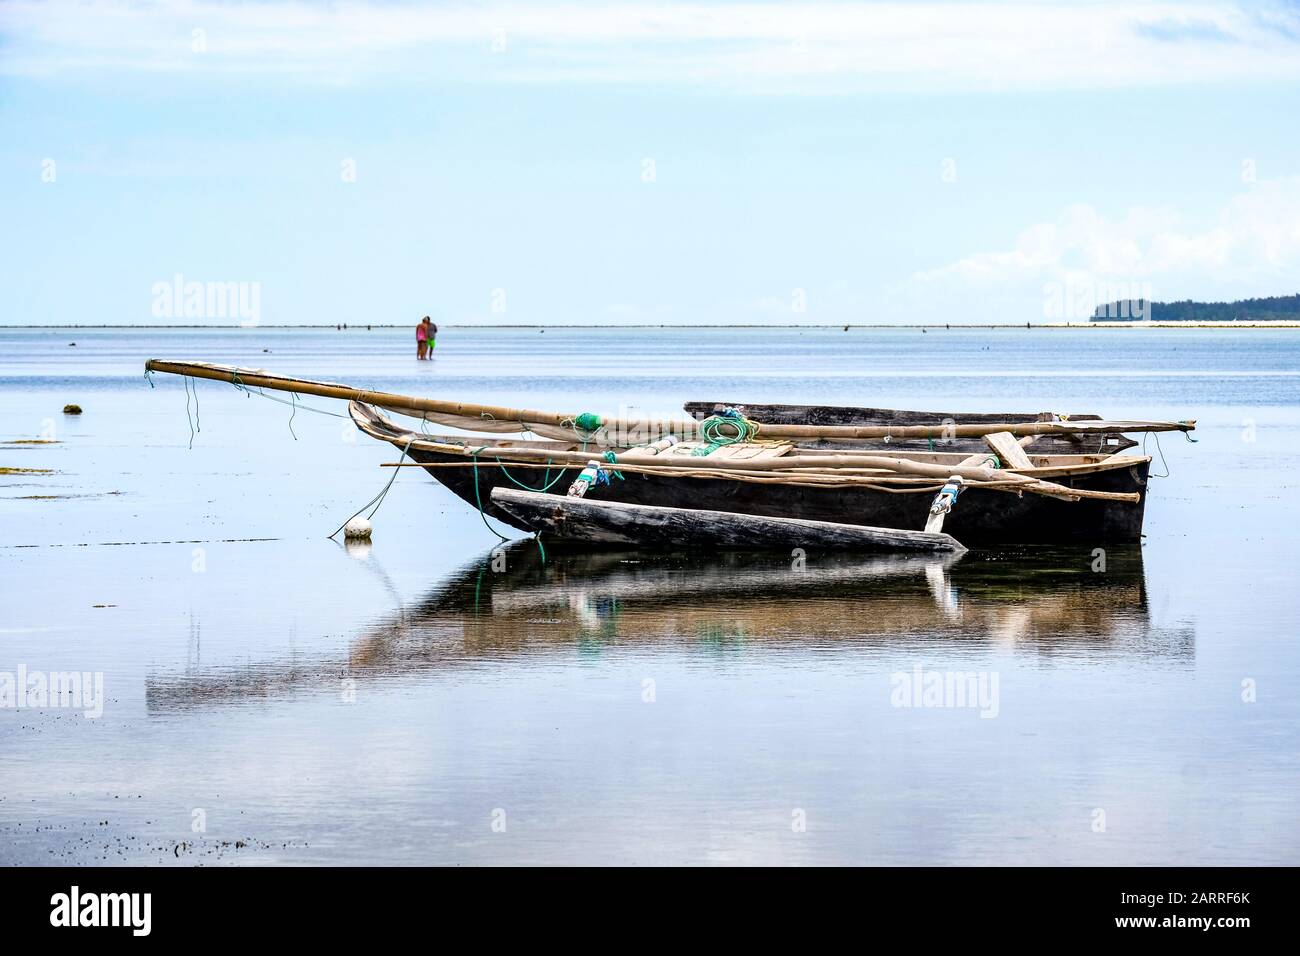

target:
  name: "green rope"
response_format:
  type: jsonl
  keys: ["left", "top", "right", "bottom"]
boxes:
{"left": 243, "top": 385, "right": 351, "bottom": 419}
{"left": 183, "top": 376, "right": 201, "bottom": 449}
{"left": 602, "top": 450, "right": 624, "bottom": 479}
{"left": 691, "top": 413, "right": 757, "bottom": 457}
{"left": 497, "top": 457, "right": 567, "bottom": 492}
{"left": 1143, "top": 432, "right": 1172, "bottom": 478}
{"left": 471, "top": 453, "right": 511, "bottom": 542}
{"left": 567, "top": 411, "right": 604, "bottom": 445}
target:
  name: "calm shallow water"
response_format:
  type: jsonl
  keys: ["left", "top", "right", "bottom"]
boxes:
{"left": 1, "top": 326, "right": 1298, "bottom": 865}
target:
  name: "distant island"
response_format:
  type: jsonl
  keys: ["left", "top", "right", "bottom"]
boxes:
{"left": 1092, "top": 293, "right": 1300, "bottom": 322}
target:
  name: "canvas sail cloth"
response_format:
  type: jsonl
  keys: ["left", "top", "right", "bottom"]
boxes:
{"left": 405, "top": 409, "right": 620, "bottom": 443}
{"left": 354, "top": 398, "right": 790, "bottom": 450}
{"left": 408, "top": 409, "right": 801, "bottom": 459}
{"left": 376, "top": 404, "right": 683, "bottom": 446}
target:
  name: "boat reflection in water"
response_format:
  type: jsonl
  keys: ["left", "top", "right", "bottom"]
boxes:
{"left": 147, "top": 542, "right": 1193, "bottom": 713}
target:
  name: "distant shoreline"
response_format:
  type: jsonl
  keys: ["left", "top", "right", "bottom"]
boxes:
{"left": 3, "top": 322, "right": 1300, "bottom": 330}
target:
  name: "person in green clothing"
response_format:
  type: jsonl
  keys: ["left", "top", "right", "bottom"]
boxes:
{"left": 421, "top": 316, "right": 437, "bottom": 358}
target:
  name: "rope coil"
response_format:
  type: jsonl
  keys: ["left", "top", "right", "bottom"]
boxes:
{"left": 692, "top": 409, "right": 759, "bottom": 457}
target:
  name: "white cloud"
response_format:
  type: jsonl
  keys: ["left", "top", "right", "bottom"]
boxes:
{"left": 2, "top": 1, "right": 1299, "bottom": 90}
{"left": 911, "top": 177, "right": 1300, "bottom": 315}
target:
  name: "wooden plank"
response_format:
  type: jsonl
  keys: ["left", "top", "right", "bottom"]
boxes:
{"left": 985, "top": 431, "right": 1035, "bottom": 470}
{"left": 490, "top": 488, "right": 967, "bottom": 553}
{"left": 665, "top": 441, "right": 794, "bottom": 461}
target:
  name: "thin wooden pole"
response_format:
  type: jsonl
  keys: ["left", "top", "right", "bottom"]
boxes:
{"left": 409, "top": 439, "right": 1054, "bottom": 483}
{"left": 377, "top": 459, "right": 1141, "bottom": 503}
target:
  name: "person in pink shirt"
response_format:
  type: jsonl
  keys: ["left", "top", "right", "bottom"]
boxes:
{"left": 415, "top": 316, "right": 429, "bottom": 359}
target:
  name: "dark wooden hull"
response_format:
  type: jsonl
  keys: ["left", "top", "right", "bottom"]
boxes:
{"left": 683, "top": 401, "right": 1137, "bottom": 454}
{"left": 412, "top": 449, "right": 1150, "bottom": 545}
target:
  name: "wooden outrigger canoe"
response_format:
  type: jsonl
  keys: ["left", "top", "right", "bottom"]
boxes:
{"left": 350, "top": 404, "right": 1154, "bottom": 546}
{"left": 142, "top": 360, "right": 1195, "bottom": 548}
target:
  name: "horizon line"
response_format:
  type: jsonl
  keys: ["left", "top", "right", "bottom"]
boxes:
{"left": 4, "top": 323, "right": 1300, "bottom": 331}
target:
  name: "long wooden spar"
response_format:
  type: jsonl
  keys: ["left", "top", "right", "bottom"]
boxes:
{"left": 145, "top": 360, "right": 1197, "bottom": 441}
{"left": 380, "top": 459, "right": 1140, "bottom": 503}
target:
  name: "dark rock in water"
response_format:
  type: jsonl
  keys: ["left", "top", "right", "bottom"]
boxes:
{"left": 63, "top": 404, "right": 82, "bottom": 415}
{"left": 68, "top": 342, "right": 76, "bottom": 347}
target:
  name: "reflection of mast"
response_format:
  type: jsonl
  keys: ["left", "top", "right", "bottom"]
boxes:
{"left": 988, "top": 606, "right": 1034, "bottom": 646}
{"left": 925, "top": 561, "right": 959, "bottom": 619}
{"left": 186, "top": 614, "right": 201, "bottom": 671}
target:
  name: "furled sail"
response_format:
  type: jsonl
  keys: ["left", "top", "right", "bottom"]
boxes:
{"left": 143, "top": 360, "right": 1197, "bottom": 444}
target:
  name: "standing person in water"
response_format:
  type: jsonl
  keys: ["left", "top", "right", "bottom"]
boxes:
{"left": 415, "top": 316, "right": 429, "bottom": 359}
{"left": 422, "top": 316, "right": 437, "bottom": 358}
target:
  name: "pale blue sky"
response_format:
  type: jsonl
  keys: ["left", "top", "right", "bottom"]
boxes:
{"left": 3, "top": 1, "right": 1300, "bottom": 326}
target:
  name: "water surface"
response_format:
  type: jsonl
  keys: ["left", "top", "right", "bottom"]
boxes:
{"left": 2, "top": 327, "right": 1297, "bottom": 864}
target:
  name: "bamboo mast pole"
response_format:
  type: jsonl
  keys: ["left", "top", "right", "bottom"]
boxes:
{"left": 144, "top": 360, "right": 1196, "bottom": 440}
{"left": 144, "top": 360, "right": 593, "bottom": 432}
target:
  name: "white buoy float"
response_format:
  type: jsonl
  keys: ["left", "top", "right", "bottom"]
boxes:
{"left": 343, "top": 516, "right": 373, "bottom": 539}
